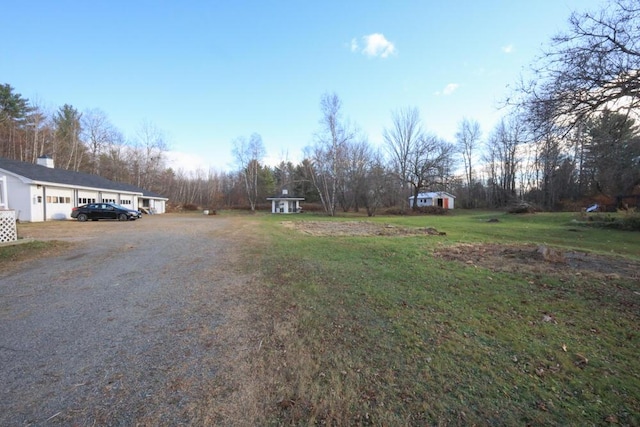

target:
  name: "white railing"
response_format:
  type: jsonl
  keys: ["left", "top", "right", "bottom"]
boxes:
{"left": 0, "top": 210, "right": 17, "bottom": 243}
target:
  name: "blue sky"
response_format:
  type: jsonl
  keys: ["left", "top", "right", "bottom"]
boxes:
{"left": 2, "top": 0, "right": 605, "bottom": 172}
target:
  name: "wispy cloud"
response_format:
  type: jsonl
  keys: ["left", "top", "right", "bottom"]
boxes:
{"left": 350, "top": 33, "right": 396, "bottom": 58}
{"left": 350, "top": 38, "right": 359, "bottom": 53}
{"left": 438, "top": 83, "right": 459, "bottom": 96}
{"left": 502, "top": 43, "right": 514, "bottom": 54}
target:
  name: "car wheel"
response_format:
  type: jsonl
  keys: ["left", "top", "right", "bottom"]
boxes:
{"left": 118, "top": 213, "right": 128, "bottom": 221}
{"left": 77, "top": 213, "right": 88, "bottom": 222}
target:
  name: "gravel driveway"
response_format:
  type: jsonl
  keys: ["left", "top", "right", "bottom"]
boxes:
{"left": 1, "top": 215, "right": 250, "bottom": 426}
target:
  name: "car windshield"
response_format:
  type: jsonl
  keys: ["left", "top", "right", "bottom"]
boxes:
{"left": 112, "top": 203, "right": 133, "bottom": 210}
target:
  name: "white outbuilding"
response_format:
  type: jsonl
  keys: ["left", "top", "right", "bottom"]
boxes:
{"left": 267, "top": 189, "right": 304, "bottom": 213}
{"left": 0, "top": 156, "right": 168, "bottom": 222}
{"left": 408, "top": 191, "right": 456, "bottom": 209}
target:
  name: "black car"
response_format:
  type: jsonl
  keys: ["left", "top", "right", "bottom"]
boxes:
{"left": 112, "top": 203, "right": 143, "bottom": 219}
{"left": 71, "top": 203, "right": 142, "bottom": 221}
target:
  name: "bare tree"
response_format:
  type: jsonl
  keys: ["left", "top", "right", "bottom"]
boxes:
{"left": 455, "top": 118, "right": 481, "bottom": 208}
{"left": 232, "top": 132, "right": 266, "bottom": 211}
{"left": 132, "top": 120, "right": 168, "bottom": 190}
{"left": 383, "top": 107, "right": 424, "bottom": 212}
{"left": 305, "top": 92, "right": 354, "bottom": 216}
{"left": 82, "top": 108, "right": 118, "bottom": 175}
{"left": 484, "top": 117, "right": 526, "bottom": 206}
{"left": 516, "top": 0, "right": 640, "bottom": 135}
{"left": 336, "top": 138, "right": 372, "bottom": 212}
{"left": 24, "top": 101, "right": 52, "bottom": 163}
{"left": 407, "top": 135, "right": 454, "bottom": 209}
{"left": 362, "top": 149, "right": 391, "bottom": 217}
{"left": 99, "top": 130, "right": 128, "bottom": 182}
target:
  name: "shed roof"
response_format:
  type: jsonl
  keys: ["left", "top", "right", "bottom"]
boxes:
{"left": 409, "top": 191, "right": 456, "bottom": 199}
{"left": 266, "top": 192, "right": 305, "bottom": 200}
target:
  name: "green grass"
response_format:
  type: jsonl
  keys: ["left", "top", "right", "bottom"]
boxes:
{"left": 0, "top": 240, "right": 68, "bottom": 265}
{"left": 243, "top": 211, "right": 640, "bottom": 426}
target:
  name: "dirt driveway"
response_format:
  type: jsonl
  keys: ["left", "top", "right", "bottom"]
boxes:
{"left": 0, "top": 214, "right": 257, "bottom": 426}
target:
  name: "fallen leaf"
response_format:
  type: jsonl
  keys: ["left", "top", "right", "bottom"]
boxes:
{"left": 574, "top": 353, "right": 589, "bottom": 368}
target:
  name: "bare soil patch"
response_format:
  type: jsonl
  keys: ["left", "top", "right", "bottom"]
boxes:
{"left": 281, "top": 221, "right": 638, "bottom": 281}
{"left": 281, "top": 220, "right": 446, "bottom": 236}
{"left": 432, "top": 243, "right": 640, "bottom": 281}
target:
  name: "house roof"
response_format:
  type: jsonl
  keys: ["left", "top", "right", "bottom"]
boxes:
{"left": 266, "top": 194, "right": 305, "bottom": 200}
{"left": 0, "top": 157, "right": 167, "bottom": 199}
{"left": 409, "top": 191, "right": 456, "bottom": 199}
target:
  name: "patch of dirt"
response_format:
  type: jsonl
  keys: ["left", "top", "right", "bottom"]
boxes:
{"left": 281, "top": 220, "right": 446, "bottom": 236}
{"left": 432, "top": 243, "right": 640, "bottom": 281}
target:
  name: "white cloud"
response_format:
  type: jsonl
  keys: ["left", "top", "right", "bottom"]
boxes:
{"left": 502, "top": 44, "right": 514, "bottom": 54}
{"left": 442, "top": 83, "right": 459, "bottom": 95}
{"left": 165, "top": 151, "right": 213, "bottom": 173}
{"left": 351, "top": 33, "right": 396, "bottom": 58}
{"left": 350, "top": 38, "right": 359, "bottom": 52}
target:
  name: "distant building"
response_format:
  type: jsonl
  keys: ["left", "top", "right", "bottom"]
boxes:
{"left": 408, "top": 191, "right": 456, "bottom": 209}
{"left": 266, "top": 189, "right": 304, "bottom": 213}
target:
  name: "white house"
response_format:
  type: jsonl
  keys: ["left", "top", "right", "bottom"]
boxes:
{"left": 267, "top": 189, "right": 304, "bottom": 213}
{"left": 408, "top": 191, "right": 456, "bottom": 209}
{"left": 0, "top": 156, "right": 168, "bottom": 222}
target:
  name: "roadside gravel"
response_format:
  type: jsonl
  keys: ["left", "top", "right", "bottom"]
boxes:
{"left": 0, "top": 214, "right": 254, "bottom": 426}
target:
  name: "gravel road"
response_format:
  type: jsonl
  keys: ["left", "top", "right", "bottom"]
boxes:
{"left": 1, "top": 215, "right": 249, "bottom": 426}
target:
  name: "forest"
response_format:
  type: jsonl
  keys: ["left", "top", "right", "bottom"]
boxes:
{"left": 1, "top": 0, "right": 639, "bottom": 214}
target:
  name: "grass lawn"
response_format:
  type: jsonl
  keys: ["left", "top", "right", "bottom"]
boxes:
{"left": 239, "top": 210, "right": 640, "bottom": 426}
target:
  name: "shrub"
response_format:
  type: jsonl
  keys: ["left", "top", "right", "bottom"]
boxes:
{"left": 382, "top": 207, "right": 406, "bottom": 215}
{"left": 584, "top": 211, "right": 640, "bottom": 231}
{"left": 507, "top": 201, "right": 539, "bottom": 214}
{"left": 413, "top": 206, "right": 448, "bottom": 215}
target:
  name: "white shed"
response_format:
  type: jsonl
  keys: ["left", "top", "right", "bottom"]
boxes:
{"left": 267, "top": 189, "right": 304, "bottom": 213}
{"left": 408, "top": 191, "right": 456, "bottom": 209}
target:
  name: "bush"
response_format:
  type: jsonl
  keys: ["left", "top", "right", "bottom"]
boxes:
{"left": 507, "top": 201, "right": 539, "bottom": 214}
{"left": 584, "top": 211, "right": 640, "bottom": 231}
{"left": 413, "top": 206, "right": 448, "bottom": 215}
{"left": 382, "top": 207, "right": 407, "bottom": 215}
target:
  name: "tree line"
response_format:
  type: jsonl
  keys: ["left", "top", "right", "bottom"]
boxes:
{"left": 2, "top": 0, "right": 639, "bottom": 213}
